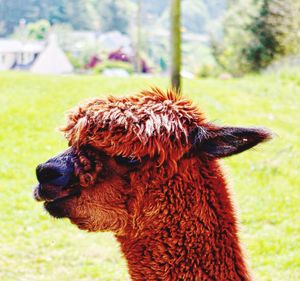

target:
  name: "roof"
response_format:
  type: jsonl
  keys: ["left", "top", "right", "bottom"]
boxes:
{"left": 30, "top": 34, "right": 73, "bottom": 74}
{"left": 0, "top": 39, "right": 45, "bottom": 53}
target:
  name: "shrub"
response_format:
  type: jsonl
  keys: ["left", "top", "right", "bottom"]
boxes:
{"left": 197, "top": 64, "right": 221, "bottom": 78}
{"left": 93, "top": 60, "right": 134, "bottom": 74}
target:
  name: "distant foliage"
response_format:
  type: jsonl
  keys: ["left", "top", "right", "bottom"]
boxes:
{"left": 211, "top": 0, "right": 256, "bottom": 75}
{"left": 12, "top": 19, "right": 51, "bottom": 41}
{"left": 96, "top": 0, "right": 132, "bottom": 34}
{"left": 0, "top": 0, "right": 96, "bottom": 36}
{"left": 64, "top": 0, "right": 97, "bottom": 30}
{"left": 268, "top": 0, "right": 300, "bottom": 56}
{"left": 197, "top": 64, "right": 221, "bottom": 78}
{"left": 0, "top": 0, "right": 226, "bottom": 36}
{"left": 27, "top": 20, "right": 50, "bottom": 40}
{"left": 212, "top": 0, "right": 300, "bottom": 74}
{"left": 243, "top": 0, "right": 300, "bottom": 71}
{"left": 182, "top": 0, "right": 209, "bottom": 34}
{"left": 93, "top": 60, "right": 134, "bottom": 74}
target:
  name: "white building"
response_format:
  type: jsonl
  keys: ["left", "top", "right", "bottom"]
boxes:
{"left": 0, "top": 35, "right": 73, "bottom": 74}
{"left": 0, "top": 39, "right": 44, "bottom": 70}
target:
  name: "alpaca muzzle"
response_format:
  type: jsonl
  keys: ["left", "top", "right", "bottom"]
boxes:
{"left": 34, "top": 148, "right": 77, "bottom": 202}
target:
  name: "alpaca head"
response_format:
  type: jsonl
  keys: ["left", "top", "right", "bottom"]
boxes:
{"left": 34, "top": 89, "right": 271, "bottom": 234}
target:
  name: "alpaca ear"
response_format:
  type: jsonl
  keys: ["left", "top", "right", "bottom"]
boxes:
{"left": 191, "top": 126, "right": 272, "bottom": 158}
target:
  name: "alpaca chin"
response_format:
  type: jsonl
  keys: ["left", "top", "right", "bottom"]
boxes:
{"left": 43, "top": 193, "right": 78, "bottom": 219}
{"left": 44, "top": 201, "right": 69, "bottom": 218}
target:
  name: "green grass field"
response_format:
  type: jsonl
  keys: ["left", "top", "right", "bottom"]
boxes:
{"left": 0, "top": 72, "right": 299, "bottom": 281}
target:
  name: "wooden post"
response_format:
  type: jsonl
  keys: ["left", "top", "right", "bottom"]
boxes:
{"left": 170, "top": 0, "right": 181, "bottom": 92}
{"left": 134, "top": 0, "right": 142, "bottom": 73}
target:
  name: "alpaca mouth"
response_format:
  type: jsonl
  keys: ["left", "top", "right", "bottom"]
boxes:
{"left": 43, "top": 192, "right": 79, "bottom": 205}
{"left": 33, "top": 184, "right": 80, "bottom": 203}
{"left": 42, "top": 189, "right": 81, "bottom": 219}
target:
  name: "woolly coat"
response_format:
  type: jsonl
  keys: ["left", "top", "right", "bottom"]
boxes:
{"left": 60, "top": 89, "right": 270, "bottom": 280}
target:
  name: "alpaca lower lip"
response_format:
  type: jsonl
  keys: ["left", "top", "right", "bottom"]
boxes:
{"left": 33, "top": 184, "right": 80, "bottom": 203}
{"left": 43, "top": 193, "right": 79, "bottom": 219}
{"left": 44, "top": 192, "right": 79, "bottom": 205}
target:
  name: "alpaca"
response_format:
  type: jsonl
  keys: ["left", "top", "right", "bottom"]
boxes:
{"left": 34, "top": 88, "right": 271, "bottom": 281}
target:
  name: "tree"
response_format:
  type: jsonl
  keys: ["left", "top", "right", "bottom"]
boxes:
{"left": 274, "top": 0, "right": 300, "bottom": 55}
{"left": 243, "top": 0, "right": 281, "bottom": 71}
{"left": 0, "top": 0, "right": 40, "bottom": 36}
{"left": 182, "top": 0, "right": 208, "bottom": 34}
{"left": 96, "top": 0, "right": 131, "bottom": 34}
{"left": 212, "top": 0, "right": 300, "bottom": 74}
{"left": 210, "top": 0, "right": 257, "bottom": 75}
{"left": 37, "top": 0, "right": 67, "bottom": 25}
{"left": 170, "top": 0, "right": 181, "bottom": 92}
{"left": 27, "top": 19, "right": 50, "bottom": 40}
{"left": 0, "top": 0, "right": 96, "bottom": 36}
{"left": 64, "top": 0, "right": 96, "bottom": 30}
{"left": 243, "top": 0, "right": 300, "bottom": 71}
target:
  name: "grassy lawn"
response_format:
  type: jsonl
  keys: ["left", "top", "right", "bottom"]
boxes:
{"left": 0, "top": 71, "right": 299, "bottom": 281}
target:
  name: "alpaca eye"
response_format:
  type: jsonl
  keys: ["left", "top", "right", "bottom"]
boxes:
{"left": 115, "top": 156, "right": 139, "bottom": 166}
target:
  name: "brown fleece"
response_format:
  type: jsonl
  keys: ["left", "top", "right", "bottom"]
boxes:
{"left": 55, "top": 88, "right": 271, "bottom": 280}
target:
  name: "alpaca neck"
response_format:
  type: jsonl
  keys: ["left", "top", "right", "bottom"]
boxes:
{"left": 117, "top": 158, "right": 251, "bottom": 281}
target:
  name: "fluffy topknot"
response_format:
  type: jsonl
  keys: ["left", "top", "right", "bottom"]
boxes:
{"left": 61, "top": 88, "right": 205, "bottom": 164}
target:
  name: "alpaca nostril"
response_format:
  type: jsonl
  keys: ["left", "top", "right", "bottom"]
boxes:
{"left": 36, "top": 164, "right": 63, "bottom": 184}
{"left": 36, "top": 149, "right": 75, "bottom": 187}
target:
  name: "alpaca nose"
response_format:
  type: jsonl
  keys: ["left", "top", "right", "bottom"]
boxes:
{"left": 36, "top": 163, "right": 72, "bottom": 187}
{"left": 36, "top": 149, "right": 75, "bottom": 187}
{"left": 36, "top": 164, "right": 64, "bottom": 185}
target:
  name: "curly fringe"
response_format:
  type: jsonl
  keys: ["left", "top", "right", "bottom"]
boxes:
{"left": 60, "top": 88, "right": 205, "bottom": 166}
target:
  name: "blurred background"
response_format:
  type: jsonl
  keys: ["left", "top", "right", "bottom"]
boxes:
{"left": 0, "top": 0, "right": 299, "bottom": 78}
{"left": 0, "top": 1, "right": 299, "bottom": 281}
